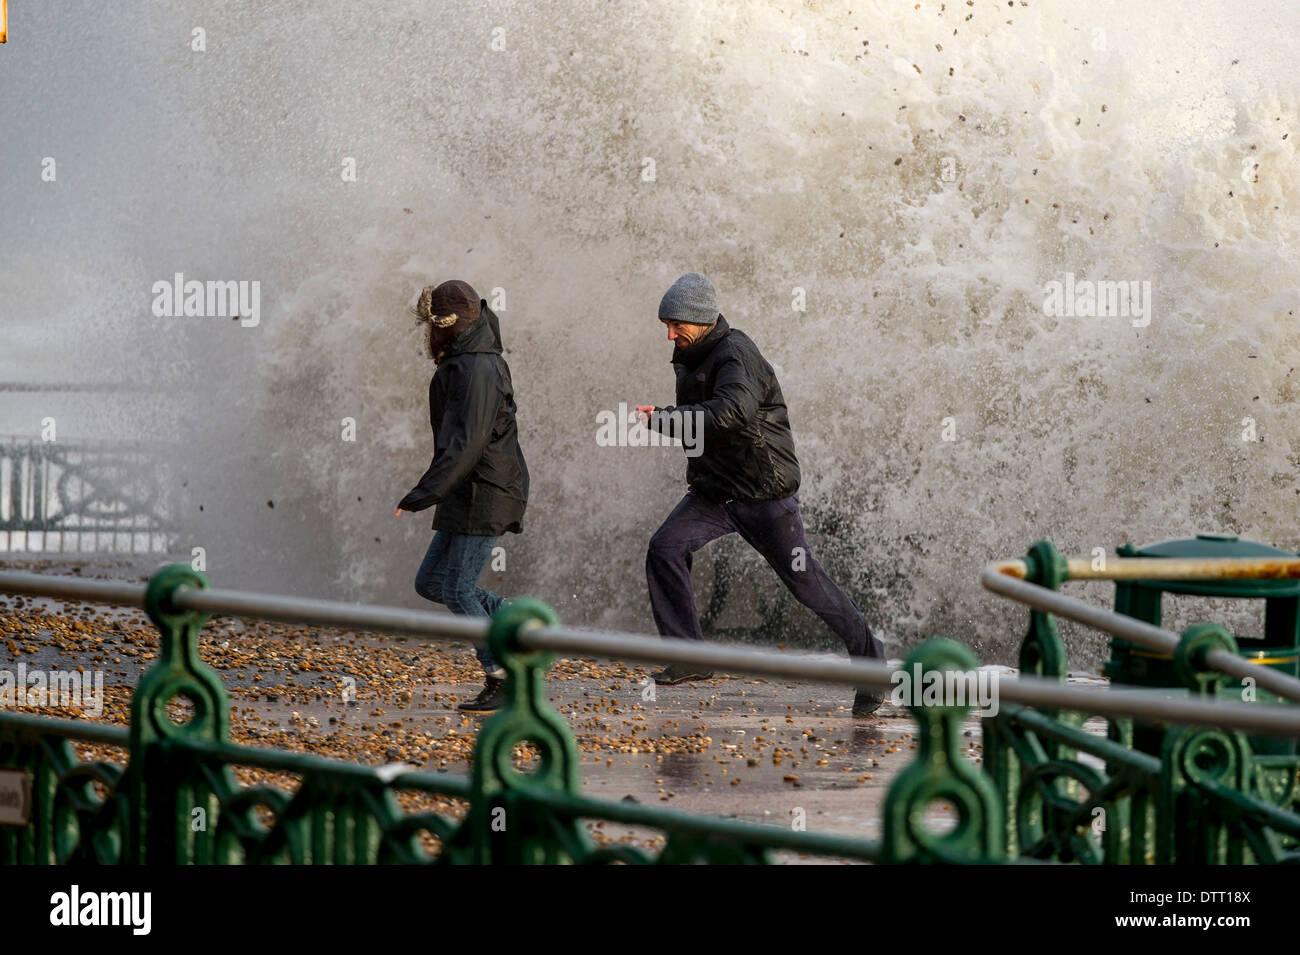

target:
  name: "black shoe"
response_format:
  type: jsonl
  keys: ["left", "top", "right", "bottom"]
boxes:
{"left": 652, "top": 664, "right": 715, "bottom": 686}
{"left": 852, "top": 688, "right": 883, "bottom": 717}
{"left": 457, "top": 676, "right": 506, "bottom": 714}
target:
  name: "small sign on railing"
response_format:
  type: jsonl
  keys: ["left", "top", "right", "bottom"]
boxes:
{"left": 0, "top": 769, "right": 31, "bottom": 826}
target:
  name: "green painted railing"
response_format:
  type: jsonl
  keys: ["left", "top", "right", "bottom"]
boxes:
{"left": 1, "top": 555, "right": 1298, "bottom": 864}
{"left": 0, "top": 565, "right": 993, "bottom": 864}
{"left": 983, "top": 540, "right": 1300, "bottom": 864}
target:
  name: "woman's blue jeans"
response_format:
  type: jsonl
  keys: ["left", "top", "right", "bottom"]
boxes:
{"left": 414, "top": 531, "right": 504, "bottom": 676}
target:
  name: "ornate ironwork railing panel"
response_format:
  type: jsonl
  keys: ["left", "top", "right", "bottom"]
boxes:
{"left": 1, "top": 557, "right": 1298, "bottom": 865}
{"left": 0, "top": 566, "right": 1005, "bottom": 865}
{"left": 0, "top": 438, "right": 175, "bottom": 554}
{"left": 983, "top": 539, "right": 1300, "bottom": 865}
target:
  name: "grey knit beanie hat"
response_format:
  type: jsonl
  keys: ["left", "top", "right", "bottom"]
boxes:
{"left": 658, "top": 273, "right": 719, "bottom": 326}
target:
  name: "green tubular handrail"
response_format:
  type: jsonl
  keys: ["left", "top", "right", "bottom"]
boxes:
{"left": 2, "top": 554, "right": 1299, "bottom": 865}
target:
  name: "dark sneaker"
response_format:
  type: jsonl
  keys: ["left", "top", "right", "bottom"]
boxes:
{"left": 457, "top": 676, "right": 506, "bottom": 714}
{"left": 652, "top": 664, "right": 715, "bottom": 686}
{"left": 852, "top": 688, "right": 883, "bottom": 717}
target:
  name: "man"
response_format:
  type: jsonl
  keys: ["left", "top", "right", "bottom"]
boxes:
{"left": 397, "top": 279, "right": 529, "bottom": 714}
{"left": 636, "top": 273, "right": 885, "bottom": 716}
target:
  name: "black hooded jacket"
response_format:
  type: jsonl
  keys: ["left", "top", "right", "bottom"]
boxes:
{"left": 397, "top": 303, "right": 529, "bottom": 535}
{"left": 650, "top": 315, "right": 800, "bottom": 503}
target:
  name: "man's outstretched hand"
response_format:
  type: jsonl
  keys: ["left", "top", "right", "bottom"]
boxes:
{"left": 635, "top": 404, "right": 656, "bottom": 424}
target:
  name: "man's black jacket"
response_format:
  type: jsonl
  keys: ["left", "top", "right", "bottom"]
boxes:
{"left": 650, "top": 315, "right": 800, "bottom": 503}
{"left": 397, "top": 304, "right": 529, "bottom": 535}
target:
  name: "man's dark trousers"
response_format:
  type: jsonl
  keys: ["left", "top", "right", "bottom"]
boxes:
{"left": 646, "top": 489, "right": 884, "bottom": 659}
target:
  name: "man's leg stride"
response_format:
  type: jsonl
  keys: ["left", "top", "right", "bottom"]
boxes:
{"left": 727, "top": 494, "right": 886, "bottom": 716}
{"left": 645, "top": 491, "right": 734, "bottom": 684}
